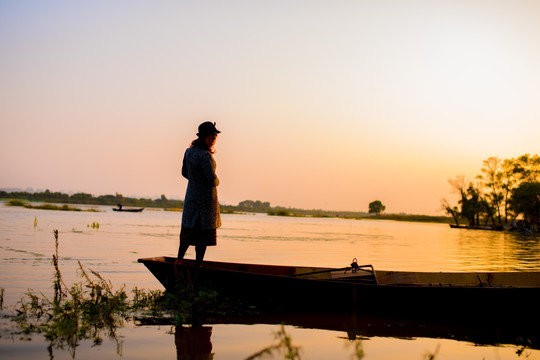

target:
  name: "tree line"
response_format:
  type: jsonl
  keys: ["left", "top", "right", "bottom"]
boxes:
{"left": 1, "top": 190, "right": 375, "bottom": 218}
{"left": 442, "top": 154, "right": 540, "bottom": 228}
{"left": 0, "top": 190, "right": 184, "bottom": 209}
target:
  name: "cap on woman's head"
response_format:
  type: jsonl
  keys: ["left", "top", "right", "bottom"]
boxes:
{"left": 197, "top": 122, "right": 221, "bottom": 137}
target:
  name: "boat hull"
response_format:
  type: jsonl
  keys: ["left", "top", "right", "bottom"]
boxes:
{"left": 138, "top": 257, "right": 540, "bottom": 322}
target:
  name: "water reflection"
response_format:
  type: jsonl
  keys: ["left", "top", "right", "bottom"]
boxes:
{"left": 506, "top": 232, "right": 540, "bottom": 269}
{"left": 175, "top": 325, "right": 214, "bottom": 360}
{"left": 170, "top": 312, "right": 539, "bottom": 360}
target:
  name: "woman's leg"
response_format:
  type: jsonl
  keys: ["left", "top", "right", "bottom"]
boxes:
{"left": 177, "top": 238, "right": 190, "bottom": 259}
{"left": 195, "top": 245, "right": 207, "bottom": 266}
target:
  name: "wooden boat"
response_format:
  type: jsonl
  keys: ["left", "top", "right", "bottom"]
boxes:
{"left": 112, "top": 207, "right": 144, "bottom": 212}
{"left": 138, "top": 256, "right": 540, "bottom": 322}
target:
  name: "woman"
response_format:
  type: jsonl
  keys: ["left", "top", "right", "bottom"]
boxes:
{"left": 176, "top": 122, "right": 221, "bottom": 266}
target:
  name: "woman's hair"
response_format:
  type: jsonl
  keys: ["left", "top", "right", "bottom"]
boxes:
{"left": 191, "top": 136, "right": 215, "bottom": 154}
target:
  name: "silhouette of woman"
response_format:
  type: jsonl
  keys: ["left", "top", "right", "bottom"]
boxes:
{"left": 176, "top": 122, "right": 221, "bottom": 266}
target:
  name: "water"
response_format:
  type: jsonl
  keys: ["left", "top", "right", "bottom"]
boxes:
{"left": 1, "top": 203, "right": 539, "bottom": 359}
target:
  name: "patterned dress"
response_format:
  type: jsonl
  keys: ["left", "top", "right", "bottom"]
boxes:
{"left": 180, "top": 146, "right": 221, "bottom": 246}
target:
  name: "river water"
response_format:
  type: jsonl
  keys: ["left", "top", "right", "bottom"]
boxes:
{"left": 1, "top": 203, "right": 539, "bottom": 359}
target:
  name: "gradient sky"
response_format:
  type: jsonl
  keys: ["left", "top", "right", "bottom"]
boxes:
{"left": 1, "top": 0, "right": 539, "bottom": 215}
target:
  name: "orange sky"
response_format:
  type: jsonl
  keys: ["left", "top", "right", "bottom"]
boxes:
{"left": 1, "top": 1, "right": 539, "bottom": 214}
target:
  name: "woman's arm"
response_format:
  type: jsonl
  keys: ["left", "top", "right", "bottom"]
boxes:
{"left": 181, "top": 150, "right": 189, "bottom": 179}
{"left": 201, "top": 152, "right": 219, "bottom": 187}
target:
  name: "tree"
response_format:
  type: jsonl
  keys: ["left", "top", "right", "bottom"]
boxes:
{"left": 500, "top": 158, "right": 519, "bottom": 223}
{"left": 477, "top": 157, "right": 504, "bottom": 224}
{"left": 460, "top": 183, "right": 483, "bottom": 226}
{"left": 368, "top": 200, "right": 386, "bottom": 215}
{"left": 448, "top": 176, "right": 483, "bottom": 226}
{"left": 512, "top": 154, "right": 540, "bottom": 183}
{"left": 237, "top": 200, "right": 271, "bottom": 212}
{"left": 445, "top": 154, "right": 540, "bottom": 227}
{"left": 441, "top": 198, "right": 460, "bottom": 225}
{"left": 510, "top": 182, "right": 540, "bottom": 226}
{"left": 71, "top": 192, "right": 94, "bottom": 204}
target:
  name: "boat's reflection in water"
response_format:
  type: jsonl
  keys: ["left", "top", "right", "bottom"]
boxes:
{"left": 172, "top": 311, "right": 539, "bottom": 359}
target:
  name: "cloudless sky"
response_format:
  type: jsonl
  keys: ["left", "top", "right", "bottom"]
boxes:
{"left": 1, "top": 0, "right": 539, "bottom": 215}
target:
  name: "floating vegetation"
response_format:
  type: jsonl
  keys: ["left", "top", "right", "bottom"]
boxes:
{"left": 2, "top": 247, "right": 45, "bottom": 258}
{"left": 6, "top": 199, "right": 100, "bottom": 212}
{"left": 267, "top": 209, "right": 307, "bottom": 217}
{"left": 87, "top": 221, "right": 100, "bottom": 229}
{"left": 268, "top": 210, "right": 293, "bottom": 217}
{"left": 220, "top": 209, "right": 239, "bottom": 214}
{"left": 33, "top": 216, "right": 38, "bottom": 228}
{"left": 5, "top": 199, "right": 26, "bottom": 207}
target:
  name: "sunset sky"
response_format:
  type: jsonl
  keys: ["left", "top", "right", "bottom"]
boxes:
{"left": 1, "top": 1, "right": 539, "bottom": 215}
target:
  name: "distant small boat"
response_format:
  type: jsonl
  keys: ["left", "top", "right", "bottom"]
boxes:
{"left": 449, "top": 224, "right": 504, "bottom": 231}
{"left": 112, "top": 207, "right": 144, "bottom": 213}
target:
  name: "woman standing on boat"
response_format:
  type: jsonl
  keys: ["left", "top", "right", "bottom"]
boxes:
{"left": 176, "top": 122, "right": 221, "bottom": 266}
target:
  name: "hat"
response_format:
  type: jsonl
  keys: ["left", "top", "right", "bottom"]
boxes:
{"left": 197, "top": 121, "right": 221, "bottom": 137}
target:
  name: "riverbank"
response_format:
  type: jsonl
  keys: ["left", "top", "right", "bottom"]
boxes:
{"left": 268, "top": 209, "right": 451, "bottom": 224}
{"left": 1, "top": 190, "right": 452, "bottom": 224}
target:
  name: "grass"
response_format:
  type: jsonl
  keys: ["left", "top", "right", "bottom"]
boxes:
{"left": 9, "top": 230, "right": 159, "bottom": 357}
{"left": 6, "top": 199, "right": 100, "bottom": 212}
{"left": 268, "top": 210, "right": 305, "bottom": 217}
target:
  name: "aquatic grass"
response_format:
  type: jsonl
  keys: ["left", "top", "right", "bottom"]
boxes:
{"left": 8, "top": 229, "right": 226, "bottom": 357}
{"left": 424, "top": 345, "right": 440, "bottom": 360}
{"left": 2, "top": 247, "right": 45, "bottom": 258}
{"left": 268, "top": 210, "right": 306, "bottom": 217}
{"left": 87, "top": 221, "right": 100, "bottom": 229}
{"left": 173, "top": 283, "right": 219, "bottom": 325}
{"left": 246, "top": 326, "right": 445, "bottom": 360}
{"left": 245, "top": 324, "right": 303, "bottom": 360}
{"left": 5, "top": 199, "right": 27, "bottom": 207}
{"left": 6, "top": 199, "right": 100, "bottom": 212}
{"left": 10, "top": 230, "right": 157, "bottom": 357}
